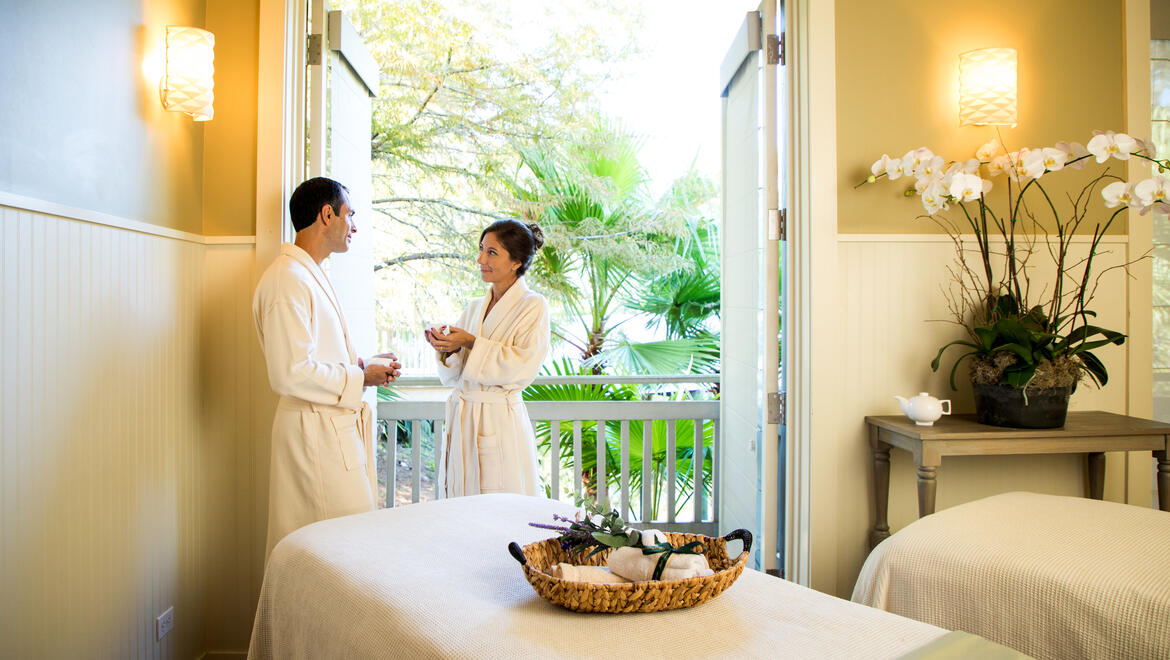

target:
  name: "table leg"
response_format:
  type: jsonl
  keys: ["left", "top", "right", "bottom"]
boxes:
{"left": 1155, "top": 449, "right": 1169, "bottom": 512}
{"left": 916, "top": 465, "right": 937, "bottom": 517}
{"left": 869, "top": 428, "right": 891, "bottom": 549}
{"left": 1087, "top": 452, "right": 1105, "bottom": 500}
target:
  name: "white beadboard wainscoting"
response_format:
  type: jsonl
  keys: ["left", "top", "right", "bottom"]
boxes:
{"left": 828, "top": 233, "right": 1137, "bottom": 596}
{"left": 0, "top": 203, "right": 268, "bottom": 658}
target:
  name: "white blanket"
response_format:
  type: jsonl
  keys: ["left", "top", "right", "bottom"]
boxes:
{"left": 853, "top": 491, "right": 1170, "bottom": 660}
{"left": 249, "top": 494, "right": 945, "bottom": 659}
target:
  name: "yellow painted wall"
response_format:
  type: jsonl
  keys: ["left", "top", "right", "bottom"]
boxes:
{"left": 0, "top": 0, "right": 207, "bottom": 233}
{"left": 0, "top": 0, "right": 268, "bottom": 656}
{"left": 809, "top": 0, "right": 1150, "bottom": 600}
{"left": 836, "top": 0, "right": 1125, "bottom": 234}
{"left": 1154, "top": 0, "right": 1170, "bottom": 39}
{"left": 203, "top": 0, "right": 260, "bottom": 236}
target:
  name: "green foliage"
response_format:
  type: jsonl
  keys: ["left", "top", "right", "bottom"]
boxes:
{"left": 585, "top": 334, "right": 719, "bottom": 375}
{"left": 529, "top": 495, "right": 642, "bottom": 559}
{"left": 525, "top": 360, "right": 714, "bottom": 521}
{"left": 339, "top": 0, "right": 644, "bottom": 342}
{"left": 512, "top": 124, "right": 720, "bottom": 369}
{"left": 931, "top": 294, "right": 1125, "bottom": 390}
{"left": 860, "top": 136, "right": 1151, "bottom": 392}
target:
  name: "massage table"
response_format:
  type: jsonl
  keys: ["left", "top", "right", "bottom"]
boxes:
{"left": 853, "top": 491, "right": 1170, "bottom": 660}
{"left": 248, "top": 494, "right": 1018, "bottom": 659}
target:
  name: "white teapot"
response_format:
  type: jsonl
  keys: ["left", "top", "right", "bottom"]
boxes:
{"left": 894, "top": 392, "right": 951, "bottom": 426}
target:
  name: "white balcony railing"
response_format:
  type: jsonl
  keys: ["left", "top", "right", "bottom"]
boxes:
{"left": 377, "top": 374, "right": 720, "bottom": 535}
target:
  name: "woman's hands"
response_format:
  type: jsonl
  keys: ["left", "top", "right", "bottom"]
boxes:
{"left": 425, "top": 325, "right": 475, "bottom": 353}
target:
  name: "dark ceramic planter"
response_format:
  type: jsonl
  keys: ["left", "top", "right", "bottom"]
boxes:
{"left": 972, "top": 383, "right": 1072, "bottom": 429}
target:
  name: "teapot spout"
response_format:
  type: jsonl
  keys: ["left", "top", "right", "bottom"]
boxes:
{"left": 893, "top": 395, "right": 909, "bottom": 413}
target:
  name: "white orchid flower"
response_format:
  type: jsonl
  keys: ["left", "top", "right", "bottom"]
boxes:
{"left": 915, "top": 172, "right": 938, "bottom": 194}
{"left": 1101, "top": 180, "right": 1136, "bottom": 208}
{"left": 987, "top": 155, "right": 1009, "bottom": 177}
{"left": 913, "top": 156, "right": 945, "bottom": 193}
{"left": 885, "top": 157, "right": 907, "bottom": 180}
{"left": 1040, "top": 147, "right": 1067, "bottom": 172}
{"left": 871, "top": 154, "right": 893, "bottom": 177}
{"left": 976, "top": 139, "right": 1003, "bottom": 162}
{"left": 921, "top": 181, "right": 949, "bottom": 214}
{"left": 1022, "top": 150, "right": 1049, "bottom": 179}
{"left": 901, "top": 147, "right": 935, "bottom": 176}
{"left": 960, "top": 158, "right": 981, "bottom": 174}
{"left": 1004, "top": 150, "right": 1033, "bottom": 184}
{"left": 918, "top": 155, "right": 945, "bottom": 178}
{"left": 1135, "top": 176, "right": 1170, "bottom": 209}
{"left": 1055, "top": 141, "right": 1091, "bottom": 170}
{"left": 949, "top": 173, "right": 985, "bottom": 202}
{"left": 1135, "top": 137, "right": 1157, "bottom": 158}
{"left": 1087, "top": 130, "right": 1139, "bottom": 163}
{"left": 941, "top": 162, "right": 963, "bottom": 188}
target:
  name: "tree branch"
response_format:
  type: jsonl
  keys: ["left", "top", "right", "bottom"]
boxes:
{"left": 375, "top": 252, "right": 465, "bottom": 271}
{"left": 372, "top": 197, "right": 513, "bottom": 221}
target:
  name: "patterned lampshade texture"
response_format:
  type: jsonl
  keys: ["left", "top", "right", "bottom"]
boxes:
{"left": 161, "top": 26, "right": 215, "bottom": 121}
{"left": 959, "top": 48, "right": 1017, "bottom": 127}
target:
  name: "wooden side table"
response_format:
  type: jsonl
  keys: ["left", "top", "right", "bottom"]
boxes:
{"left": 865, "top": 411, "right": 1170, "bottom": 549}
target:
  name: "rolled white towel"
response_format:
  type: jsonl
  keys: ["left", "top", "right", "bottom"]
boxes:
{"left": 633, "top": 528, "right": 670, "bottom": 547}
{"left": 549, "top": 562, "right": 632, "bottom": 584}
{"left": 606, "top": 546, "right": 714, "bottom": 582}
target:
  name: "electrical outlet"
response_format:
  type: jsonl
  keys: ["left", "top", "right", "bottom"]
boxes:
{"left": 156, "top": 607, "right": 174, "bottom": 641}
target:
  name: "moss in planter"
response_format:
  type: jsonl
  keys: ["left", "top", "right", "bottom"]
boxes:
{"left": 969, "top": 353, "right": 1082, "bottom": 391}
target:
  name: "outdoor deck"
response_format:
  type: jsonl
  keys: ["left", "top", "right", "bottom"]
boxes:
{"left": 378, "top": 375, "right": 720, "bottom": 535}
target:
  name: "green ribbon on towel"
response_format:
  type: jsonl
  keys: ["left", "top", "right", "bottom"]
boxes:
{"left": 641, "top": 540, "right": 705, "bottom": 580}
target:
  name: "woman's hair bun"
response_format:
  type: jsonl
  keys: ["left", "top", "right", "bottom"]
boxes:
{"left": 526, "top": 222, "right": 545, "bottom": 251}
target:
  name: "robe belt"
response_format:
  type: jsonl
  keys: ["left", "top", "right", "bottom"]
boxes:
{"left": 454, "top": 389, "right": 522, "bottom": 405}
{"left": 277, "top": 396, "right": 372, "bottom": 436}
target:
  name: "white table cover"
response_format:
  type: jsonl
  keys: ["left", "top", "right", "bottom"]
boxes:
{"left": 853, "top": 491, "right": 1170, "bottom": 660}
{"left": 249, "top": 494, "right": 945, "bottom": 659}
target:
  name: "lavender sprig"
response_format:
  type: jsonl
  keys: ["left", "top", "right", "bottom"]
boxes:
{"left": 528, "top": 496, "right": 637, "bottom": 557}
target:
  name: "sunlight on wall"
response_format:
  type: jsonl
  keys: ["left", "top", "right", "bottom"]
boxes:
{"left": 835, "top": 0, "right": 1124, "bottom": 234}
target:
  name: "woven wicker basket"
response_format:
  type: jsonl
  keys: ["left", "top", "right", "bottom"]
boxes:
{"left": 507, "top": 529, "right": 752, "bottom": 613}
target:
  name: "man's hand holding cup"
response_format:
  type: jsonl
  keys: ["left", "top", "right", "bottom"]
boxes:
{"left": 362, "top": 353, "right": 401, "bottom": 387}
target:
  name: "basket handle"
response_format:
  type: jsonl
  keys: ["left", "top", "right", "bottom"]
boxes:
{"left": 507, "top": 541, "right": 527, "bottom": 566}
{"left": 724, "top": 528, "right": 753, "bottom": 555}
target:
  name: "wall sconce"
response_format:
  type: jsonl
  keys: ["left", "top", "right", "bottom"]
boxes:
{"left": 160, "top": 26, "right": 215, "bottom": 121}
{"left": 958, "top": 48, "right": 1017, "bottom": 127}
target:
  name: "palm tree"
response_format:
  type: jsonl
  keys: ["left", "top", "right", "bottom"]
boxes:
{"left": 525, "top": 360, "right": 714, "bottom": 521}
{"left": 595, "top": 172, "right": 722, "bottom": 378}
{"left": 511, "top": 122, "right": 686, "bottom": 366}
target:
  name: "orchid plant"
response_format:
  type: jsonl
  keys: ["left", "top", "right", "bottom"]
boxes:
{"left": 861, "top": 131, "right": 1170, "bottom": 392}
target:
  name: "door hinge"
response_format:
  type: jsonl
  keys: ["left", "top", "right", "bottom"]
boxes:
{"left": 307, "top": 34, "right": 323, "bottom": 65}
{"left": 768, "top": 209, "right": 787, "bottom": 241}
{"left": 767, "top": 33, "right": 784, "bottom": 66}
{"left": 767, "top": 391, "right": 786, "bottom": 425}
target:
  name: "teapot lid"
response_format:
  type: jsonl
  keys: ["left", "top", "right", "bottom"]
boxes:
{"left": 918, "top": 392, "right": 930, "bottom": 397}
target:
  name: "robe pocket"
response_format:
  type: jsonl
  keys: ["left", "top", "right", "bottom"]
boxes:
{"left": 476, "top": 434, "right": 504, "bottom": 492}
{"left": 330, "top": 412, "right": 364, "bottom": 471}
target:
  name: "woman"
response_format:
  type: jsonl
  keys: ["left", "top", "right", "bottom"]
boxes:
{"left": 425, "top": 219, "right": 550, "bottom": 497}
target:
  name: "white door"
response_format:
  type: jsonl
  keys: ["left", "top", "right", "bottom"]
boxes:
{"left": 719, "top": 0, "right": 783, "bottom": 573}
{"left": 306, "top": 1, "right": 380, "bottom": 404}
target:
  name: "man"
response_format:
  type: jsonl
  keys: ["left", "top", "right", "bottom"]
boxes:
{"left": 253, "top": 176, "right": 400, "bottom": 562}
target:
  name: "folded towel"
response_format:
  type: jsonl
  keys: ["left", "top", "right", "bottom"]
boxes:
{"left": 634, "top": 528, "right": 669, "bottom": 547}
{"left": 548, "top": 563, "right": 632, "bottom": 584}
{"left": 607, "top": 546, "right": 714, "bottom": 582}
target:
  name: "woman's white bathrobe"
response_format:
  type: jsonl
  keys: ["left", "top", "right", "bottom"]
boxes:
{"left": 436, "top": 278, "right": 549, "bottom": 497}
{"left": 252, "top": 243, "right": 376, "bottom": 562}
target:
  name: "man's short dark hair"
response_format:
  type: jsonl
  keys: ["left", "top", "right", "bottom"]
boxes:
{"left": 288, "top": 177, "right": 349, "bottom": 232}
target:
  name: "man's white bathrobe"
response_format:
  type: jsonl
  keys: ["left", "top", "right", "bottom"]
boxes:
{"left": 436, "top": 278, "right": 549, "bottom": 497}
{"left": 253, "top": 243, "right": 376, "bottom": 562}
